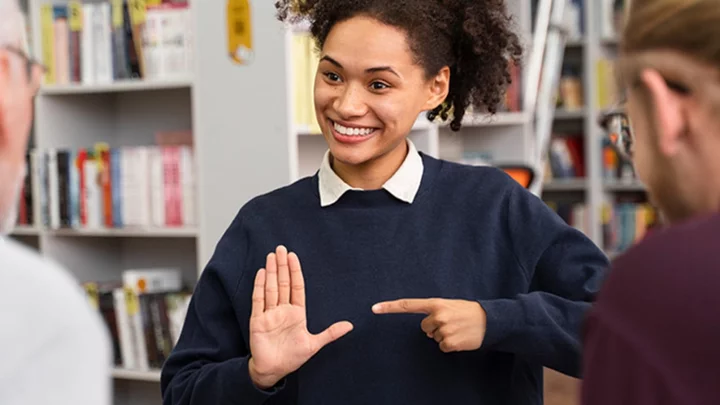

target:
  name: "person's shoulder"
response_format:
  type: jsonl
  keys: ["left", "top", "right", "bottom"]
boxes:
{"left": 590, "top": 213, "right": 720, "bottom": 373}
{"left": 613, "top": 212, "right": 720, "bottom": 275}
{"left": 597, "top": 212, "right": 720, "bottom": 327}
{"left": 0, "top": 238, "right": 99, "bottom": 315}
{"left": 0, "top": 238, "right": 109, "bottom": 358}
{"left": 239, "top": 176, "right": 317, "bottom": 217}
{"left": 425, "top": 154, "right": 520, "bottom": 196}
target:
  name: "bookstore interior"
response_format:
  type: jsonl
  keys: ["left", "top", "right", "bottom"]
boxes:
{"left": 9, "top": 0, "right": 635, "bottom": 404}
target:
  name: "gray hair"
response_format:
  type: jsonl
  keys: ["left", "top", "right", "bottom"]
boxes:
{"left": 0, "top": 0, "right": 26, "bottom": 48}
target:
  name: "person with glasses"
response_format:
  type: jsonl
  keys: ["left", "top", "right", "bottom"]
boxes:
{"left": 0, "top": 0, "right": 112, "bottom": 404}
{"left": 583, "top": 0, "right": 720, "bottom": 404}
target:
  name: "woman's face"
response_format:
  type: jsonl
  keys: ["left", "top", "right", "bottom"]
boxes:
{"left": 313, "top": 15, "right": 447, "bottom": 169}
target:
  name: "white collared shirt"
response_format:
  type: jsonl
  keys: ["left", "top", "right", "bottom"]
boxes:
{"left": 318, "top": 139, "right": 424, "bottom": 207}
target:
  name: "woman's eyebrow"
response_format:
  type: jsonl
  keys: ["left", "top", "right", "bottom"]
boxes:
{"left": 320, "top": 55, "right": 401, "bottom": 78}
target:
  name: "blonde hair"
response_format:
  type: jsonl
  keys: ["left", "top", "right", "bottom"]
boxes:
{"left": 622, "top": 0, "right": 720, "bottom": 67}
{"left": 620, "top": 0, "right": 720, "bottom": 105}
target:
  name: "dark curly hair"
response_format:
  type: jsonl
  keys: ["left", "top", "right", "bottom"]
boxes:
{"left": 275, "top": 0, "right": 523, "bottom": 131}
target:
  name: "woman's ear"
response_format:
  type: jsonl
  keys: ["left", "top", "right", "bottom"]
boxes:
{"left": 639, "top": 68, "right": 685, "bottom": 157}
{"left": 423, "top": 66, "right": 450, "bottom": 110}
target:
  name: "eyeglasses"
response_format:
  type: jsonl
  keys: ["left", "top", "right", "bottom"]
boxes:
{"left": 1, "top": 45, "right": 46, "bottom": 81}
{"left": 598, "top": 77, "right": 691, "bottom": 160}
{"left": 598, "top": 103, "right": 633, "bottom": 160}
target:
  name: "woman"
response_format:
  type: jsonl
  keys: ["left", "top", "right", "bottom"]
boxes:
{"left": 161, "top": 1, "right": 608, "bottom": 404}
{"left": 584, "top": 0, "right": 720, "bottom": 403}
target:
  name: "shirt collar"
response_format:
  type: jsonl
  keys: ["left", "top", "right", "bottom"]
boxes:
{"left": 318, "top": 139, "right": 424, "bottom": 207}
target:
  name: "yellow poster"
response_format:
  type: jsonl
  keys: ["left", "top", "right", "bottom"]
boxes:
{"left": 227, "top": 0, "right": 254, "bottom": 65}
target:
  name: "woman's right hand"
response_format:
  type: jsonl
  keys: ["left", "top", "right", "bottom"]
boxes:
{"left": 248, "top": 246, "right": 354, "bottom": 389}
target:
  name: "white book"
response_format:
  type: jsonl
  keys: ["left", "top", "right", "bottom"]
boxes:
{"left": 149, "top": 147, "right": 165, "bottom": 227}
{"left": 112, "top": 289, "right": 137, "bottom": 370}
{"left": 121, "top": 147, "right": 151, "bottom": 227}
{"left": 81, "top": 4, "right": 95, "bottom": 84}
{"left": 123, "top": 268, "right": 182, "bottom": 295}
{"left": 92, "top": 3, "right": 113, "bottom": 83}
{"left": 30, "top": 150, "right": 45, "bottom": 228}
{"left": 135, "top": 148, "right": 151, "bottom": 227}
{"left": 47, "top": 149, "right": 60, "bottom": 229}
{"left": 84, "top": 158, "right": 101, "bottom": 228}
{"left": 179, "top": 146, "right": 195, "bottom": 226}
{"left": 141, "top": 9, "right": 161, "bottom": 79}
{"left": 126, "top": 289, "right": 149, "bottom": 370}
{"left": 120, "top": 148, "right": 134, "bottom": 226}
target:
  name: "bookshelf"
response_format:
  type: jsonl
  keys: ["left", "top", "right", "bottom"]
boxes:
{"left": 8, "top": 0, "right": 644, "bottom": 405}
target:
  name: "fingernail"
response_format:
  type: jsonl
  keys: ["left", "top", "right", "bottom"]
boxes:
{"left": 372, "top": 304, "right": 381, "bottom": 312}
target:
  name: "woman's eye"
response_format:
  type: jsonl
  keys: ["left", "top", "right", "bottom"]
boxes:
{"left": 371, "top": 81, "right": 389, "bottom": 91}
{"left": 324, "top": 72, "right": 341, "bottom": 82}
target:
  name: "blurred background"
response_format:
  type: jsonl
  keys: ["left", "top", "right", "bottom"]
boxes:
{"left": 10, "top": 0, "right": 638, "bottom": 404}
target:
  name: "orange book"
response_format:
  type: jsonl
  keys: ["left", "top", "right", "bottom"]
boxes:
{"left": 100, "top": 149, "right": 114, "bottom": 227}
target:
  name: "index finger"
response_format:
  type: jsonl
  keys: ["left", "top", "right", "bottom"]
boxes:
{"left": 372, "top": 298, "right": 439, "bottom": 314}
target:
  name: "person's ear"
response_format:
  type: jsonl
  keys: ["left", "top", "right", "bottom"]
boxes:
{"left": 0, "top": 50, "right": 11, "bottom": 86}
{"left": 639, "top": 68, "right": 685, "bottom": 157}
{"left": 423, "top": 66, "right": 450, "bottom": 111}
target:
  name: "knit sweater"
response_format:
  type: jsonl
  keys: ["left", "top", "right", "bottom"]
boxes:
{"left": 161, "top": 154, "right": 609, "bottom": 405}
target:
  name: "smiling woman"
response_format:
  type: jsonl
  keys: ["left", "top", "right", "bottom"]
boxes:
{"left": 160, "top": 1, "right": 610, "bottom": 404}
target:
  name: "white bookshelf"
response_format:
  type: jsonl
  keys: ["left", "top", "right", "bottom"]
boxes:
{"left": 112, "top": 368, "right": 162, "bottom": 383}
{"left": 39, "top": 77, "right": 194, "bottom": 95}
{"left": 9, "top": 1, "right": 641, "bottom": 404}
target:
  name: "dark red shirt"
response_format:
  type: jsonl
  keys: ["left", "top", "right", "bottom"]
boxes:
{"left": 582, "top": 213, "right": 720, "bottom": 405}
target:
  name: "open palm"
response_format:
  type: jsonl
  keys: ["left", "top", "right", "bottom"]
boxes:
{"left": 248, "top": 246, "right": 353, "bottom": 389}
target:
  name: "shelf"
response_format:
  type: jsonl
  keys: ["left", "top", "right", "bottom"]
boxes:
{"left": 565, "top": 38, "right": 586, "bottom": 48}
{"left": 601, "top": 37, "right": 619, "bottom": 47}
{"left": 112, "top": 368, "right": 162, "bottom": 382}
{"left": 457, "top": 111, "right": 528, "bottom": 127}
{"left": 554, "top": 109, "right": 586, "bottom": 120}
{"left": 542, "top": 179, "right": 588, "bottom": 192}
{"left": 10, "top": 226, "right": 40, "bottom": 236}
{"left": 604, "top": 181, "right": 646, "bottom": 192}
{"left": 46, "top": 227, "right": 198, "bottom": 238}
{"left": 40, "top": 78, "right": 193, "bottom": 95}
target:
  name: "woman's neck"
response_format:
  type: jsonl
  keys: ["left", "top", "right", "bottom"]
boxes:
{"left": 331, "top": 141, "right": 409, "bottom": 190}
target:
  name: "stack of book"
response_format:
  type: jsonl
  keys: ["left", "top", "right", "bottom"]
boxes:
{"left": 40, "top": 0, "right": 193, "bottom": 86}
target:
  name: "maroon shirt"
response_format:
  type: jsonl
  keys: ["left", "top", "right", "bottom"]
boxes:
{"left": 582, "top": 213, "right": 720, "bottom": 405}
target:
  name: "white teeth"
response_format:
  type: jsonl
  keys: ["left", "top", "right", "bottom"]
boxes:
{"left": 333, "top": 121, "right": 374, "bottom": 136}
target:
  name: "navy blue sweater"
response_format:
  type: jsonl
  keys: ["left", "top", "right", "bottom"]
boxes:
{"left": 161, "top": 154, "right": 608, "bottom": 405}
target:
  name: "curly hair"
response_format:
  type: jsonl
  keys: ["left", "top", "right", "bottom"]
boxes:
{"left": 275, "top": 0, "right": 523, "bottom": 131}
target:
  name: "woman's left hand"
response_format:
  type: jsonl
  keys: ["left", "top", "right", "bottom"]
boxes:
{"left": 372, "top": 298, "right": 487, "bottom": 353}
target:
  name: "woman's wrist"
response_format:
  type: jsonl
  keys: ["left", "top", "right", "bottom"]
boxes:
{"left": 248, "top": 357, "right": 283, "bottom": 391}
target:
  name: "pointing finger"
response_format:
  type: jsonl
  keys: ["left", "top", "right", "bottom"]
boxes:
{"left": 372, "top": 298, "right": 439, "bottom": 315}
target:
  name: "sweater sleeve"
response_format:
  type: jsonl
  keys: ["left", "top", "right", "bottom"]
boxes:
{"left": 160, "top": 214, "right": 284, "bottom": 405}
{"left": 478, "top": 183, "right": 609, "bottom": 377}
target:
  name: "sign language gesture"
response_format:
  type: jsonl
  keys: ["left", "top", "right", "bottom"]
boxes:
{"left": 373, "top": 298, "right": 487, "bottom": 353}
{"left": 248, "top": 246, "right": 353, "bottom": 389}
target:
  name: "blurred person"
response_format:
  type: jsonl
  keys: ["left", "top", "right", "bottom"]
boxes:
{"left": 161, "top": 0, "right": 609, "bottom": 404}
{"left": 584, "top": 0, "right": 720, "bottom": 404}
{"left": 0, "top": 0, "right": 112, "bottom": 403}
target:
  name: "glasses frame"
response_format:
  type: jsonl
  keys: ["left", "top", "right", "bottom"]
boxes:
{"left": 597, "top": 76, "right": 691, "bottom": 161}
{"left": 1, "top": 45, "right": 47, "bottom": 81}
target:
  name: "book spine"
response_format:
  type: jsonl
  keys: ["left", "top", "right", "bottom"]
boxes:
{"left": 111, "top": 148, "right": 123, "bottom": 228}
{"left": 40, "top": 4, "right": 56, "bottom": 84}
{"left": 81, "top": 4, "right": 95, "bottom": 84}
